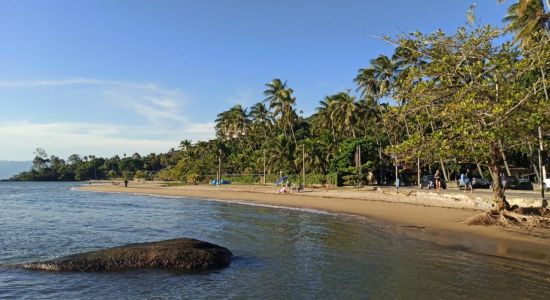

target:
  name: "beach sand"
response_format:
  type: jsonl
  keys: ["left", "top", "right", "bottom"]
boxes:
{"left": 80, "top": 182, "right": 550, "bottom": 265}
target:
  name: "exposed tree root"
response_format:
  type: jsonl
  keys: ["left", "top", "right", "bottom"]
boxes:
{"left": 464, "top": 207, "right": 550, "bottom": 233}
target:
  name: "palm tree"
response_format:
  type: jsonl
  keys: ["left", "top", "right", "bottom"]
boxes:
{"left": 294, "top": 138, "right": 327, "bottom": 174}
{"left": 311, "top": 95, "right": 336, "bottom": 137}
{"left": 354, "top": 68, "right": 379, "bottom": 98}
{"left": 330, "top": 91, "right": 358, "bottom": 139}
{"left": 215, "top": 105, "right": 250, "bottom": 139}
{"left": 354, "top": 55, "right": 398, "bottom": 139}
{"left": 179, "top": 139, "right": 192, "bottom": 151}
{"left": 249, "top": 102, "right": 274, "bottom": 142}
{"left": 503, "top": 0, "right": 549, "bottom": 184}
{"left": 503, "top": 0, "right": 549, "bottom": 47}
{"left": 393, "top": 40, "right": 427, "bottom": 93}
{"left": 265, "top": 135, "right": 295, "bottom": 174}
{"left": 263, "top": 79, "right": 298, "bottom": 145}
{"left": 370, "top": 55, "right": 398, "bottom": 97}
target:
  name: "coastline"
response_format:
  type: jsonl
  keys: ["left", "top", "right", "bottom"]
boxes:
{"left": 79, "top": 183, "right": 550, "bottom": 266}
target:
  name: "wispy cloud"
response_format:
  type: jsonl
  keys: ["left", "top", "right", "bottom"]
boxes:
{"left": 0, "top": 78, "right": 156, "bottom": 89}
{"left": 0, "top": 78, "right": 216, "bottom": 160}
{"left": 0, "top": 120, "right": 214, "bottom": 160}
{"left": 0, "top": 78, "right": 190, "bottom": 122}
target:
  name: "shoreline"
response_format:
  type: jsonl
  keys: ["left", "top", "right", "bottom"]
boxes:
{"left": 79, "top": 183, "right": 550, "bottom": 266}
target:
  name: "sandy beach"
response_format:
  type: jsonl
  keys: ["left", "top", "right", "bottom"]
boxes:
{"left": 80, "top": 182, "right": 550, "bottom": 266}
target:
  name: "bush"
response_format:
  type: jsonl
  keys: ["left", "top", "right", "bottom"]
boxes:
{"left": 325, "top": 172, "right": 339, "bottom": 186}
{"left": 107, "top": 170, "right": 117, "bottom": 179}
{"left": 186, "top": 173, "right": 203, "bottom": 184}
{"left": 342, "top": 173, "right": 367, "bottom": 186}
{"left": 154, "top": 168, "right": 177, "bottom": 181}
{"left": 134, "top": 170, "right": 150, "bottom": 180}
{"left": 122, "top": 171, "right": 134, "bottom": 181}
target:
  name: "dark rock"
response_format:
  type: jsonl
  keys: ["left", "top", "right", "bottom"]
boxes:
{"left": 22, "top": 238, "right": 232, "bottom": 272}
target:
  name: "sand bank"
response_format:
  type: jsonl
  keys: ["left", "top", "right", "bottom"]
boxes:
{"left": 80, "top": 183, "right": 550, "bottom": 266}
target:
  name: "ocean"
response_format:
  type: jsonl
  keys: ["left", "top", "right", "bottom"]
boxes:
{"left": 1, "top": 182, "right": 549, "bottom": 299}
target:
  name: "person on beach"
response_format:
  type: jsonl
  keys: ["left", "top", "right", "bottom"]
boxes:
{"left": 278, "top": 181, "right": 290, "bottom": 194}
{"left": 124, "top": 180, "right": 128, "bottom": 188}
{"left": 434, "top": 169, "right": 441, "bottom": 191}
{"left": 465, "top": 169, "right": 473, "bottom": 193}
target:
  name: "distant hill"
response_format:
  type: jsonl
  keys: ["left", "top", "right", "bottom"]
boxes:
{"left": 0, "top": 161, "right": 32, "bottom": 180}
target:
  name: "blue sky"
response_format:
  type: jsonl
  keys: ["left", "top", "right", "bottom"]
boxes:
{"left": 0, "top": 0, "right": 509, "bottom": 160}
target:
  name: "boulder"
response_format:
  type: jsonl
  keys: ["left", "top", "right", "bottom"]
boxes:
{"left": 22, "top": 238, "right": 232, "bottom": 272}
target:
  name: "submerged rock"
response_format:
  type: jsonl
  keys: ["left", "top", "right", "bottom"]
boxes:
{"left": 22, "top": 238, "right": 232, "bottom": 272}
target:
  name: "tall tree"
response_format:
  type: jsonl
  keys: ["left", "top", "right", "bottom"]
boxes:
{"left": 386, "top": 25, "right": 545, "bottom": 210}
{"left": 329, "top": 91, "right": 359, "bottom": 139}
{"left": 215, "top": 105, "right": 250, "bottom": 139}
{"left": 503, "top": 0, "right": 549, "bottom": 47}
{"left": 264, "top": 79, "right": 298, "bottom": 145}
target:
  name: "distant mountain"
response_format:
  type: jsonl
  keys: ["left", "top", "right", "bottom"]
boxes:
{"left": 0, "top": 161, "right": 33, "bottom": 180}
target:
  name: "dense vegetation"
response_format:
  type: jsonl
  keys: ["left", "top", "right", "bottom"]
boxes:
{"left": 12, "top": 1, "right": 549, "bottom": 209}
{"left": 12, "top": 148, "right": 179, "bottom": 182}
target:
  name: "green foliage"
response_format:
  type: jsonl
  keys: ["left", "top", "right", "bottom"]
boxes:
{"left": 122, "top": 171, "right": 134, "bottom": 181}
{"left": 107, "top": 170, "right": 117, "bottom": 179}
{"left": 134, "top": 170, "right": 150, "bottom": 180}
{"left": 330, "top": 138, "right": 379, "bottom": 174}
{"left": 154, "top": 168, "right": 178, "bottom": 181}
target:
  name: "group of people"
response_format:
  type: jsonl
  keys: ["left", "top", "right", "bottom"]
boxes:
{"left": 459, "top": 169, "right": 474, "bottom": 193}
{"left": 434, "top": 169, "right": 474, "bottom": 192}
{"left": 278, "top": 181, "right": 304, "bottom": 193}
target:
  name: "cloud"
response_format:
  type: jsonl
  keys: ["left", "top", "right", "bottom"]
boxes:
{"left": 0, "top": 78, "right": 216, "bottom": 160}
{"left": 0, "top": 120, "right": 215, "bottom": 160}
{"left": 0, "top": 78, "right": 155, "bottom": 89}
{"left": 0, "top": 78, "right": 190, "bottom": 122}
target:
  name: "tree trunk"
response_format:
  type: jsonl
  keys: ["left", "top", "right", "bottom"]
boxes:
{"left": 498, "top": 140, "right": 512, "bottom": 176}
{"left": 417, "top": 158, "right": 421, "bottom": 187}
{"left": 425, "top": 107, "right": 449, "bottom": 182}
{"left": 538, "top": 64, "right": 548, "bottom": 181}
{"left": 539, "top": 126, "right": 547, "bottom": 206}
{"left": 538, "top": 61, "right": 548, "bottom": 206}
{"left": 527, "top": 142, "right": 541, "bottom": 182}
{"left": 475, "top": 159, "right": 484, "bottom": 179}
{"left": 376, "top": 138, "right": 384, "bottom": 185}
{"left": 490, "top": 143, "right": 506, "bottom": 211}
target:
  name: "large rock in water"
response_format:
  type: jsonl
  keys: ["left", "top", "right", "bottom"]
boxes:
{"left": 22, "top": 238, "right": 232, "bottom": 272}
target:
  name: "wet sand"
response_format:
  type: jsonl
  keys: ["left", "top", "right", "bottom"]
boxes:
{"left": 80, "top": 183, "right": 550, "bottom": 266}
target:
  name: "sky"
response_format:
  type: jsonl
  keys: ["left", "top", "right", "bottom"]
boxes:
{"left": 0, "top": 0, "right": 510, "bottom": 161}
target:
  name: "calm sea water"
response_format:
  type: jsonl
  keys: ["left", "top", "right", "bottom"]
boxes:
{"left": 0, "top": 182, "right": 549, "bottom": 299}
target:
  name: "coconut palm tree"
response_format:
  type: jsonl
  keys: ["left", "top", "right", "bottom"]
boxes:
{"left": 265, "top": 135, "right": 295, "bottom": 174}
{"left": 393, "top": 40, "right": 427, "bottom": 93}
{"left": 503, "top": 0, "right": 549, "bottom": 184}
{"left": 215, "top": 105, "right": 250, "bottom": 139}
{"left": 330, "top": 91, "right": 358, "bottom": 139}
{"left": 503, "top": 0, "right": 549, "bottom": 47}
{"left": 370, "top": 55, "right": 398, "bottom": 97}
{"left": 294, "top": 138, "right": 327, "bottom": 174}
{"left": 354, "top": 55, "right": 398, "bottom": 136}
{"left": 311, "top": 95, "right": 336, "bottom": 136}
{"left": 249, "top": 102, "right": 274, "bottom": 142}
{"left": 263, "top": 79, "right": 298, "bottom": 145}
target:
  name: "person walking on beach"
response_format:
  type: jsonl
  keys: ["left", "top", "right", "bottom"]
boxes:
{"left": 434, "top": 169, "right": 442, "bottom": 191}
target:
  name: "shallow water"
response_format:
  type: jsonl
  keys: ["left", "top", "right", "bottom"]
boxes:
{"left": 1, "top": 182, "right": 549, "bottom": 299}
